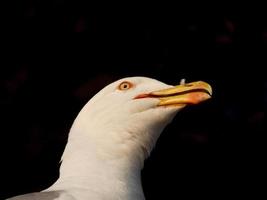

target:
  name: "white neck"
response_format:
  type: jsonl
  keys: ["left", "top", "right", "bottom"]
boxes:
{"left": 45, "top": 124, "right": 146, "bottom": 200}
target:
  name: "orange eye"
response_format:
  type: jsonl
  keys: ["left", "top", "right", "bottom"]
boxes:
{"left": 118, "top": 81, "right": 133, "bottom": 90}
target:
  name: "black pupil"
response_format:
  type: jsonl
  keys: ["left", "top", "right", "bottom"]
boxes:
{"left": 123, "top": 84, "right": 128, "bottom": 88}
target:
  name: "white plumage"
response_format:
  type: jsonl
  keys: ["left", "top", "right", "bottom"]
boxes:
{"left": 7, "top": 76, "right": 211, "bottom": 200}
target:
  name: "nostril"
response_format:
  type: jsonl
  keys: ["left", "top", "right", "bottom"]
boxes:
{"left": 184, "top": 84, "right": 193, "bottom": 87}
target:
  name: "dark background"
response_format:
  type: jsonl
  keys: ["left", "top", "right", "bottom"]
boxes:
{"left": 1, "top": 2, "right": 266, "bottom": 199}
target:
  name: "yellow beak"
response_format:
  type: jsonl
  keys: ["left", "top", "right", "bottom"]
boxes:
{"left": 150, "top": 81, "right": 212, "bottom": 107}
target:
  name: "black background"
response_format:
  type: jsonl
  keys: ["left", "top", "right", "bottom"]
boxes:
{"left": 1, "top": 2, "right": 266, "bottom": 199}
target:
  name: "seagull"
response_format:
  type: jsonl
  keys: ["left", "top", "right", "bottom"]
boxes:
{"left": 7, "top": 76, "right": 212, "bottom": 200}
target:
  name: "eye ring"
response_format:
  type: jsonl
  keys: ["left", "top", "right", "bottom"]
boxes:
{"left": 118, "top": 81, "right": 133, "bottom": 91}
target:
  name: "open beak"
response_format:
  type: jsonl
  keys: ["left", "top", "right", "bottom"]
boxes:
{"left": 135, "top": 81, "right": 212, "bottom": 107}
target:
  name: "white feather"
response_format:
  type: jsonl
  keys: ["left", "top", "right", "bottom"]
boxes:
{"left": 10, "top": 77, "right": 185, "bottom": 200}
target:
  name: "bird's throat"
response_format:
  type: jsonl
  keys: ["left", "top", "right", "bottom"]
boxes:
{"left": 46, "top": 130, "right": 146, "bottom": 199}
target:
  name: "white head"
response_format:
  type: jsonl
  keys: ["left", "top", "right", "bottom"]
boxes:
{"left": 64, "top": 76, "right": 212, "bottom": 168}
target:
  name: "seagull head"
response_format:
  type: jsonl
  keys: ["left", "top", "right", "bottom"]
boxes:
{"left": 68, "top": 77, "right": 212, "bottom": 166}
